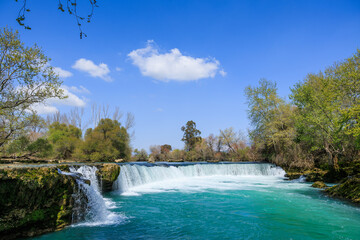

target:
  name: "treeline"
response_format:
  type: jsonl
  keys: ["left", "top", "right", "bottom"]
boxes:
{"left": 245, "top": 50, "right": 360, "bottom": 170}
{"left": 2, "top": 106, "right": 134, "bottom": 162}
{"left": 138, "top": 121, "right": 257, "bottom": 162}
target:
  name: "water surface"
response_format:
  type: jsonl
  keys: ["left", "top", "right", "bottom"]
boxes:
{"left": 34, "top": 163, "right": 360, "bottom": 240}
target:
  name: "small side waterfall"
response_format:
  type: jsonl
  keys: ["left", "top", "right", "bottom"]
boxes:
{"left": 59, "top": 165, "right": 124, "bottom": 226}
{"left": 114, "top": 163, "right": 286, "bottom": 194}
{"left": 69, "top": 166, "right": 109, "bottom": 224}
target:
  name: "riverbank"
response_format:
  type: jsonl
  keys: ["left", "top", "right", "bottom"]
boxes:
{"left": 0, "top": 163, "right": 120, "bottom": 240}
{"left": 283, "top": 160, "right": 360, "bottom": 204}
{"left": 1, "top": 160, "right": 359, "bottom": 239}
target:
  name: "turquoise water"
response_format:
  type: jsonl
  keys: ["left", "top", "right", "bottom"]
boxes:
{"left": 33, "top": 163, "right": 360, "bottom": 240}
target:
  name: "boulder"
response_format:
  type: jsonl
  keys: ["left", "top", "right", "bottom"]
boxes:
{"left": 311, "top": 181, "right": 328, "bottom": 188}
{"left": 96, "top": 163, "right": 120, "bottom": 192}
{"left": 326, "top": 177, "right": 360, "bottom": 203}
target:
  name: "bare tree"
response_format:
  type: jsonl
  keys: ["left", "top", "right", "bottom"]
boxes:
{"left": 216, "top": 135, "right": 223, "bottom": 153}
{"left": 91, "top": 103, "right": 101, "bottom": 128}
{"left": 112, "top": 106, "right": 123, "bottom": 122}
{"left": 69, "top": 107, "right": 89, "bottom": 132}
{"left": 205, "top": 134, "right": 216, "bottom": 154}
{"left": 46, "top": 111, "right": 69, "bottom": 126}
{"left": 219, "top": 127, "right": 240, "bottom": 153}
{"left": 125, "top": 112, "right": 135, "bottom": 130}
{"left": 102, "top": 104, "right": 110, "bottom": 119}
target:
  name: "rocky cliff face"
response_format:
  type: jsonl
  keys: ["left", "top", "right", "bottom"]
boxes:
{"left": 96, "top": 163, "right": 121, "bottom": 192}
{"left": 326, "top": 177, "right": 360, "bottom": 203}
{"left": 0, "top": 163, "right": 121, "bottom": 239}
{"left": 0, "top": 166, "right": 76, "bottom": 240}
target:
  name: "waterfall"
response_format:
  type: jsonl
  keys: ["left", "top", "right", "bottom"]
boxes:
{"left": 114, "top": 163, "right": 286, "bottom": 194}
{"left": 70, "top": 166, "right": 101, "bottom": 193}
{"left": 59, "top": 165, "right": 124, "bottom": 226}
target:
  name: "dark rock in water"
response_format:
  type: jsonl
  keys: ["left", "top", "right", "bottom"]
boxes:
{"left": 323, "top": 168, "right": 348, "bottom": 183}
{"left": 284, "top": 168, "right": 328, "bottom": 182}
{"left": 311, "top": 181, "right": 328, "bottom": 189}
{"left": 284, "top": 172, "right": 302, "bottom": 180}
{"left": 0, "top": 167, "right": 77, "bottom": 240}
{"left": 96, "top": 163, "right": 120, "bottom": 192}
{"left": 305, "top": 168, "right": 327, "bottom": 182}
{"left": 326, "top": 177, "right": 360, "bottom": 203}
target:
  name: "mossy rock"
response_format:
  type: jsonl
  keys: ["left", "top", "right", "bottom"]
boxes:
{"left": 323, "top": 168, "right": 348, "bottom": 183}
{"left": 0, "top": 167, "right": 77, "bottom": 239}
{"left": 311, "top": 181, "right": 328, "bottom": 189}
{"left": 284, "top": 172, "right": 302, "bottom": 180}
{"left": 326, "top": 177, "right": 360, "bottom": 203}
{"left": 96, "top": 163, "right": 120, "bottom": 192}
{"left": 304, "top": 168, "right": 328, "bottom": 182}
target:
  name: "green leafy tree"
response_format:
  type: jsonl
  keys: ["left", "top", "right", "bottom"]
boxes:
{"left": 0, "top": 27, "right": 64, "bottom": 147}
{"left": 82, "top": 118, "right": 131, "bottom": 161}
{"left": 290, "top": 50, "right": 360, "bottom": 168}
{"left": 27, "top": 138, "right": 52, "bottom": 157}
{"left": 6, "top": 135, "right": 30, "bottom": 157}
{"left": 48, "top": 122, "right": 82, "bottom": 159}
{"left": 245, "top": 79, "right": 287, "bottom": 157}
{"left": 245, "top": 79, "right": 310, "bottom": 168}
{"left": 160, "top": 144, "right": 172, "bottom": 154}
{"left": 133, "top": 148, "right": 148, "bottom": 161}
{"left": 181, "top": 120, "right": 202, "bottom": 151}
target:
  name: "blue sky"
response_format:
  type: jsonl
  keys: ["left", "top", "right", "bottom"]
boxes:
{"left": 1, "top": 0, "right": 359, "bottom": 151}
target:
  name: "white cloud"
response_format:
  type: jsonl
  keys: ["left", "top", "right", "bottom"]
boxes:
{"left": 72, "top": 58, "right": 112, "bottom": 82}
{"left": 128, "top": 41, "right": 224, "bottom": 82}
{"left": 115, "top": 67, "right": 122, "bottom": 72}
{"left": 48, "top": 87, "right": 86, "bottom": 107}
{"left": 30, "top": 86, "right": 87, "bottom": 114}
{"left": 219, "top": 69, "right": 227, "bottom": 77}
{"left": 53, "top": 67, "right": 73, "bottom": 78}
{"left": 31, "top": 104, "right": 58, "bottom": 115}
{"left": 67, "top": 85, "right": 90, "bottom": 94}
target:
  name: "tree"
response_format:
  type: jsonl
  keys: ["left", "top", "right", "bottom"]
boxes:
{"left": 15, "top": 0, "right": 99, "bottom": 38}
{"left": 5, "top": 135, "right": 30, "bottom": 157}
{"left": 27, "top": 138, "right": 52, "bottom": 157}
{"left": 160, "top": 144, "right": 172, "bottom": 154}
{"left": 0, "top": 27, "right": 64, "bottom": 147}
{"left": 181, "top": 120, "right": 202, "bottom": 151}
{"left": 133, "top": 148, "right": 148, "bottom": 161}
{"left": 219, "top": 128, "right": 249, "bottom": 161}
{"left": 245, "top": 79, "right": 310, "bottom": 168}
{"left": 82, "top": 118, "right": 131, "bottom": 161}
{"left": 245, "top": 79, "right": 286, "bottom": 158}
{"left": 219, "top": 127, "right": 241, "bottom": 153}
{"left": 47, "top": 122, "right": 82, "bottom": 159}
{"left": 290, "top": 50, "right": 360, "bottom": 168}
{"left": 149, "top": 145, "right": 161, "bottom": 161}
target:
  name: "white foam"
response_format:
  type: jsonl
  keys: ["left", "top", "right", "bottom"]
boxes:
{"left": 290, "top": 175, "right": 307, "bottom": 183}
{"left": 69, "top": 166, "right": 127, "bottom": 227}
{"left": 114, "top": 163, "right": 287, "bottom": 196}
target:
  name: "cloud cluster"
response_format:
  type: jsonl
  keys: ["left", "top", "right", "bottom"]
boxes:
{"left": 72, "top": 58, "right": 112, "bottom": 82}
{"left": 31, "top": 86, "right": 88, "bottom": 114}
{"left": 128, "top": 41, "right": 223, "bottom": 82}
{"left": 53, "top": 67, "right": 73, "bottom": 78}
{"left": 67, "top": 85, "right": 90, "bottom": 94}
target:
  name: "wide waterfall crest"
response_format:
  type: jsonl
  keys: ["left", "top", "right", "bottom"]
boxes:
{"left": 114, "top": 163, "right": 286, "bottom": 194}
{"left": 58, "top": 165, "right": 125, "bottom": 226}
